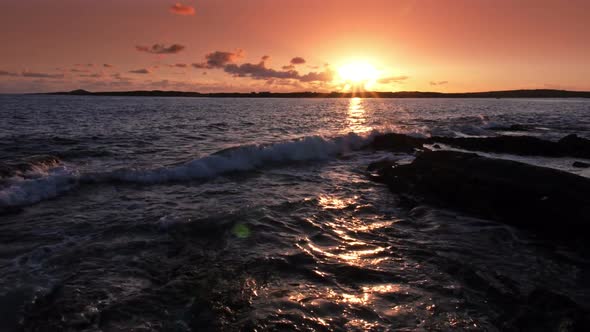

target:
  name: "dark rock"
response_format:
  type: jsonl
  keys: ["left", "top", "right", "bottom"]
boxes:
{"left": 573, "top": 161, "right": 590, "bottom": 168}
{"left": 369, "top": 133, "right": 426, "bottom": 153}
{"left": 369, "top": 150, "right": 590, "bottom": 233}
{"left": 430, "top": 135, "right": 566, "bottom": 157}
{"left": 502, "top": 288, "right": 590, "bottom": 332}
{"left": 369, "top": 133, "right": 590, "bottom": 159}
{"left": 559, "top": 134, "right": 590, "bottom": 158}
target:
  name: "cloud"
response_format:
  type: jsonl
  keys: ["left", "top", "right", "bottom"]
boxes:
{"left": 22, "top": 71, "right": 64, "bottom": 79}
{"left": 103, "top": 64, "right": 114, "bottom": 68}
{"left": 378, "top": 76, "right": 409, "bottom": 84}
{"left": 290, "top": 57, "right": 306, "bottom": 65}
{"left": 225, "top": 62, "right": 299, "bottom": 80}
{"left": 192, "top": 50, "right": 333, "bottom": 84}
{"left": 71, "top": 68, "right": 90, "bottom": 73}
{"left": 79, "top": 73, "right": 103, "bottom": 78}
{"left": 192, "top": 49, "right": 245, "bottom": 69}
{"left": 170, "top": 3, "right": 195, "bottom": 16}
{"left": 299, "top": 69, "right": 335, "bottom": 82}
{"left": 169, "top": 63, "right": 188, "bottom": 68}
{"left": 136, "top": 44, "right": 186, "bottom": 54}
{"left": 111, "top": 73, "right": 133, "bottom": 81}
{"left": 0, "top": 70, "right": 19, "bottom": 77}
{"left": 129, "top": 68, "right": 151, "bottom": 74}
{"left": 429, "top": 80, "right": 448, "bottom": 86}
{"left": 224, "top": 57, "right": 334, "bottom": 83}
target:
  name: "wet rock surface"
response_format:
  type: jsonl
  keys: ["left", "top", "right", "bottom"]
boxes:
{"left": 369, "top": 150, "right": 590, "bottom": 233}
{"left": 573, "top": 161, "right": 590, "bottom": 168}
{"left": 432, "top": 134, "right": 590, "bottom": 159}
{"left": 370, "top": 133, "right": 590, "bottom": 159}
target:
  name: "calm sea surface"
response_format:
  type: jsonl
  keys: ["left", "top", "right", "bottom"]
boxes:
{"left": 1, "top": 96, "right": 589, "bottom": 331}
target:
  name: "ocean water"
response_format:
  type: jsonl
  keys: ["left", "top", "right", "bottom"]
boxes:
{"left": 1, "top": 95, "right": 589, "bottom": 331}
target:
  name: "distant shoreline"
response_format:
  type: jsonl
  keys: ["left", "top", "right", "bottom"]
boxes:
{"left": 37, "top": 89, "right": 590, "bottom": 99}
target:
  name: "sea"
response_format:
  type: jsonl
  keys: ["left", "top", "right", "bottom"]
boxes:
{"left": 1, "top": 95, "right": 589, "bottom": 331}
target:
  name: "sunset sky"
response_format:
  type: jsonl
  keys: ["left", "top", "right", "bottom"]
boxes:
{"left": 1, "top": 0, "right": 589, "bottom": 93}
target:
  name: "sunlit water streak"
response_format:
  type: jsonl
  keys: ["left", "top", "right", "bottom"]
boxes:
{"left": 0, "top": 95, "right": 589, "bottom": 330}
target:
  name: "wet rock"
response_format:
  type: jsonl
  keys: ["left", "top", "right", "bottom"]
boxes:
{"left": 502, "top": 288, "right": 590, "bottom": 332}
{"left": 369, "top": 133, "right": 426, "bottom": 153}
{"left": 369, "top": 150, "right": 590, "bottom": 233}
{"left": 431, "top": 135, "right": 565, "bottom": 157}
{"left": 573, "top": 161, "right": 590, "bottom": 168}
{"left": 559, "top": 134, "right": 590, "bottom": 158}
{"left": 369, "top": 132, "right": 590, "bottom": 159}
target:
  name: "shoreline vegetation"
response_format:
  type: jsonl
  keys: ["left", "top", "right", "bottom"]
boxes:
{"left": 42, "top": 89, "right": 590, "bottom": 98}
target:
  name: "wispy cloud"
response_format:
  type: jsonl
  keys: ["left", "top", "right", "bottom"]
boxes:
{"left": 170, "top": 3, "right": 195, "bottom": 16}
{"left": 0, "top": 70, "right": 19, "bottom": 77}
{"left": 111, "top": 73, "right": 133, "bottom": 81}
{"left": 129, "top": 68, "right": 151, "bottom": 74}
{"left": 79, "top": 73, "right": 103, "bottom": 78}
{"left": 103, "top": 64, "right": 114, "bottom": 68}
{"left": 378, "top": 76, "right": 409, "bottom": 84}
{"left": 22, "top": 71, "right": 64, "bottom": 79}
{"left": 430, "top": 80, "right": 448, "bottom": 86}
{"left": 136, "top": 44, "right": 185, "bottom": 54}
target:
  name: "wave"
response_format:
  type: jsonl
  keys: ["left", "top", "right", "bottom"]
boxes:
{"left": 0, "top": 165, "right": 78, "bottom": 208}
{"left": 0, "top": 132, "right": 379, "bottom": 208}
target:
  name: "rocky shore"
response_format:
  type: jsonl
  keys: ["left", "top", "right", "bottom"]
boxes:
{"left": 368, "top": 133, "right": 590, "bottom": 236}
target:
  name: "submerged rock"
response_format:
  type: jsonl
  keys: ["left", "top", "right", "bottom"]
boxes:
{"left": 369, "top": 150, "right": 590, "bottom": 233}
{"left": 487, "top": 124, "right": 533, "bottom": 131}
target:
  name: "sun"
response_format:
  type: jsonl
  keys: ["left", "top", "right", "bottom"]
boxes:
{"left": 337, "top": 62, "right": 380, "bottom": 84}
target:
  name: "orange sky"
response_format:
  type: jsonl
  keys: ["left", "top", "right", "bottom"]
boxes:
{"left": 1, "top": 0, "right": 589, "bottom": 93}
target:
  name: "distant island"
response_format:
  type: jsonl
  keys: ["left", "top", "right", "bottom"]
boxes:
{"left": 44, "top": 89, "right": 590, "bottom": 98}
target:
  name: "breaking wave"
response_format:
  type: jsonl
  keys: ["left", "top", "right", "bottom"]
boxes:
{"left": 0, "top": 164, "right": 78, "bottom": 208}
{"left": 0, "top": 132, "right": 380, "bottom": 209}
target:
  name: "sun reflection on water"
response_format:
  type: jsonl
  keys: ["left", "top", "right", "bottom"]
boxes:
{"left": 346, "top": 97, "right": 373, "bottom": 134}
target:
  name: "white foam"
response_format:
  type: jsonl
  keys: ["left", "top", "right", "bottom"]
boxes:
{"left": 0, "top": 165, "right": 79, "bottom": 207}
{"left": 1, "top": 132, "right": 382, "bottom": 207}
{"left": 98, "top": 132, "right": 374, "bottom": 184}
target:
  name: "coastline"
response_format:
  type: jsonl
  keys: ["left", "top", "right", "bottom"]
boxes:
{"left": 37, "top": 88, "right": 590, "bottom": 99}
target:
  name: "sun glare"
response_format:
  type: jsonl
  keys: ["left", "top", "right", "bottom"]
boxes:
{"left": 338, "top": 62, "right": 380, "bottom": 84}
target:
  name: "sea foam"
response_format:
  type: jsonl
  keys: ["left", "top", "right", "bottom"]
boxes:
{"left": 1, "top": 132, "right": 379, "bottom": 208}
{"left": 0, "top": 165, "right": 79, "bottom": 208}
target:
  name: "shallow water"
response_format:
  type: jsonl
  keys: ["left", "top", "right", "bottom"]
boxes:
{"left": 1, "top": 96, "right": 589, "bottom": 331}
